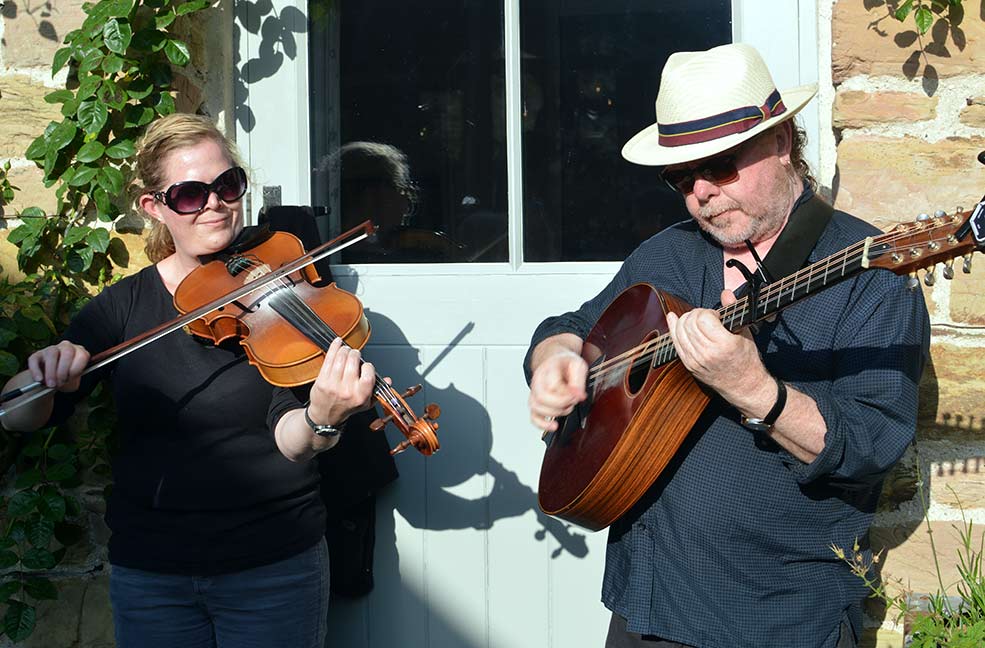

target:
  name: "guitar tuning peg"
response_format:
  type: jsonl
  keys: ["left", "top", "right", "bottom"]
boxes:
{"left": 923, "top": 267, "right": 936, "bottom": 286}
{"left": 907, "top": 272, "right": 920, "bottom": 290}
{"left": 916, "top": 213, "right": 930, "bottom": 222}
{"left": 963, "top": 253, "right": 973, "bottom": 274}
{"left": 956, "top": 206, "right": 964, "bottom": 214}
{"left": 934, "top": 210, "right": 946, "bottom": 217}
{"left": 943, "top": 259, "right": 955, "bottom": 280}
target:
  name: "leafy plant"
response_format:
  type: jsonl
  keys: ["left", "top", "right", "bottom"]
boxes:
{"left": 0, "top": 0, "right": 210, "bottom": 640}
{"left": 892, "top": 0, "right": 964, "bottom": 36}
{"left": 0, "top": 162, "right": 18, "bottom": 211}
{"left": 834, "top": 452, "right": 985, "bottom": 647}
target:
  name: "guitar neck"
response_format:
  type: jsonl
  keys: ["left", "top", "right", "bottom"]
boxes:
{"left": 719, "top": 239, "right": 871, "bottom": 332}
{"left": 646, "top": 203, "right": 983, "bottom": 370}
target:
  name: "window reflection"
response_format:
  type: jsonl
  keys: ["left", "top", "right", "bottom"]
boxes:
{"left": 309, "top": 0, "right": 507, "bottom": 263}
{"left": 521, "top": 0, "right": 731, "bottom": 261}
{"left": 308, "top": 0, "right": 731, "bottom": 263}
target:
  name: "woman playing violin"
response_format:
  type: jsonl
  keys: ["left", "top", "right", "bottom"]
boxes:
{"left": 0, "top": 113, "right": 374, "bottom": 648}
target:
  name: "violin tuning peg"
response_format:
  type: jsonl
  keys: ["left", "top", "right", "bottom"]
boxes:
{"left": 923, "top": 267, "right": 936, "bottom": 286}
{"left": 401, "top": 384, "right": 422, "bottom": 399}
{"left": 943, "top": 259, "right": 955, "bottom": 280}
{"left": 907, "top": 272, "right": 920, "bottom": 290}
{"left": 424, "top": 403, "right": 441, "bottom": 421}
{"left": 963, "top": 253, "right": 974, "bottom": 274}
{"left": 370, "top": 415, "right": 393, "bottom": 432}
{"left": 390, "top": 439, "right": 412, "bottom": 456}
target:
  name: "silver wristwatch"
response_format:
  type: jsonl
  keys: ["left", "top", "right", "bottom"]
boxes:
{"left": 303, "top": 404, "right": 346, "bottom": 438}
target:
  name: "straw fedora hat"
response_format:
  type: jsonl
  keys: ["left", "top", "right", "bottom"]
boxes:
{"left": 622, "top": 43, "right": 817, "bottom": 167}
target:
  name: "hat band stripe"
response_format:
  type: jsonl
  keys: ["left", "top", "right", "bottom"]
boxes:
{"left": 657, "top": 89, "right": 786, "bottom": 147}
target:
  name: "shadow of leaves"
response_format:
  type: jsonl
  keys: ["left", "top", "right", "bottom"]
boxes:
{"left": 922, "top": 64, "right": 939, "bottom": 96}
{"left": 234, "top": 2, "right": 308, "bottom": 132}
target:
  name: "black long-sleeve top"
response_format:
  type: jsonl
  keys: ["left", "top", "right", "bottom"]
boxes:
{"left": 53, "top": 264, "right": 324, "bottom": 575}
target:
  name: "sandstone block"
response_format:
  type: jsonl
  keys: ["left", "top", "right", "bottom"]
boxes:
{"left": 918, "top": 341, "right": 985, "bottom": 441}
{"left": 0, "top": 75, "right": 62, "bottom": 160}
{"left": 21, "top": 578, "right": 85, "bottom": 648}
{"left": 1, "top": 0, "right": 88, "bottom": 69}
{"left": 0, "top": 230, "right": 24, "bottom": 281}
{"left": 950, "top": 256, "right": 985, "bottom": 324}
{"left": 959, "top": 104, "right": 985, "bottom": 128}
{"left": 81, "top": 573, "right": 114, "bottom": 648}
{"left": 2, "top": 164, "right": 57, "bottom": 217}
{"left": 930, "top": 457, "right": 985, "bottom": 509}
{"left": 870, "top": 519, "right": 985, "bottom": 597}
{"left": 833, "top": 1, "right": 985, "bottom": 82}
{"left": 834, "top": 90, "right": 938, "bottom": 129}
{"left": 833, "top": 135, "right": 985, "bottom": 232}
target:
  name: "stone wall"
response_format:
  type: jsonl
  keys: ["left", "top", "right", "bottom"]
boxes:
{"left": 830, "top": 1, "right": 985, "bottom": 645}
{"left": 0, "top": 0, "right": 231, "bottom": 645}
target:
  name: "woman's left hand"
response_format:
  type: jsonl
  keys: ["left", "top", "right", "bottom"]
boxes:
{"left": 305, "top": 337, "right": 376, "bottom": 428}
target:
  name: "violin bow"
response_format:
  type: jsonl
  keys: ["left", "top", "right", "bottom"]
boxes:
{"left": 0, "top": 220, "right": 377, "bottom": 417}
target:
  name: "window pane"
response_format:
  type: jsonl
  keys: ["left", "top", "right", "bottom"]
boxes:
{"left": 520, "top": 1, "right": 731, "bottom": 262}
{"left": 309, "top": 0, "right": 507, "bottom": 263}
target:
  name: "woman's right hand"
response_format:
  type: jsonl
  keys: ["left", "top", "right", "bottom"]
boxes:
{"left": 0, "top": 342, "right": 89, "bottom": 432}
{"left": 26, "top": 341, "right": 90, "bottom": 393}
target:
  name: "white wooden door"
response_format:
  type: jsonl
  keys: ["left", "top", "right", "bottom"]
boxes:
{"left": 237, "top": 2, "right": 818, "bottom": 646}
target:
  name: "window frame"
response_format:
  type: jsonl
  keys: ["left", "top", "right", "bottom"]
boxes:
{"left": 235, "top": 0, "right": 820, "bottom": 276}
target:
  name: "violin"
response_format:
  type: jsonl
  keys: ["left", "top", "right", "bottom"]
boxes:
{"left": 0, "top": 221, "right": 440, "bottom": 457}
{"left": 174, "top": 227, "right": 441, "bottom": 456}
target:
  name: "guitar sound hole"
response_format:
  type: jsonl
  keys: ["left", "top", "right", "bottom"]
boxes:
{"left": 625, "top": 333, "right": 656, "bottom": 395}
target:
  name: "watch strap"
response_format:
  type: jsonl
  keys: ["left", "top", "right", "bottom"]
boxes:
{"left": 303, "top": 403, "right": 345, "bottom": 438}
{"left": 740, "top": 376, "right": 787, "bottom": 431}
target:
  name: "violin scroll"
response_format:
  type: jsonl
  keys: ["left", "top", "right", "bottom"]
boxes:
{"left": 370, "top": 383, "right": 441, "bottom": 456}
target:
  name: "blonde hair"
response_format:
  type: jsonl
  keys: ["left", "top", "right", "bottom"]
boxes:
{"left": 128, "top": 113, "right": 244, "bottom": 263}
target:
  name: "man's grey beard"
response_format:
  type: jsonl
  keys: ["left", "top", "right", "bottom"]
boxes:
{"left": 694, "top": 199, "right": 787, "bottom": 247}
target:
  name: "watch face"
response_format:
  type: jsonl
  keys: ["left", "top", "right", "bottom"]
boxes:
{"left": 314, "top": 425, "right": 341, "bottom": 438}
{"left": 740, "top": 417, "right": 771, "bottom": 433}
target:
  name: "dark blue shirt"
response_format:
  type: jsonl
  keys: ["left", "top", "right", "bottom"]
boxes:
{"left": 525, "top": 203, "right": 929, "bottom": 648}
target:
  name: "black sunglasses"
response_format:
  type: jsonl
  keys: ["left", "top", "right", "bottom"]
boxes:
{"left": 153, "top": 166, "right": 248, "bottom": 214}
{"left": 661, "top": 154, "right": 740, "bottom": 195}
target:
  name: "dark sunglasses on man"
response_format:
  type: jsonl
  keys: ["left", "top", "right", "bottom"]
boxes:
{"left": 153, "top": 166, "right": 248, "bottom": 214}
{"left": 660, "top": 153, "right": 740, "bottom": 195}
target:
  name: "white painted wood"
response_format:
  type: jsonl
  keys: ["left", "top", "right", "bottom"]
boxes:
{"left": 239, "top": 2, "right": 819, "bottom": 647}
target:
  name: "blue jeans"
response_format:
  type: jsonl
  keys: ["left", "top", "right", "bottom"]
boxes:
{"left": 110, "top": 539, "right": 329, "bottom": 648}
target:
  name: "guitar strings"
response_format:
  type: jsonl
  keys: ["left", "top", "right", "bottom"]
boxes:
{"left": 584, "top": 220, "right": 957, "bottom": 389}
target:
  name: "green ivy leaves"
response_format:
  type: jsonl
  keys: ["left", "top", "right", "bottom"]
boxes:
{"left": 2, "top": 0, "right": 209, "bottom": 640}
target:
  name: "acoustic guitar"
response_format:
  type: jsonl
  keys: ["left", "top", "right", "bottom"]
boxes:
{"left": 538, "top": 204, "right": 985, "bottom": 531}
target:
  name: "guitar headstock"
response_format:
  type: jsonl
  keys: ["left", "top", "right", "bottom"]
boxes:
{"left": 865, "top": 200, "right": 985, "bottom": 287}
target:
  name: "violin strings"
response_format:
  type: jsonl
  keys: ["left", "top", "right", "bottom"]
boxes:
{"left": 234, "top": 257, "right": 410, "bottom": 419}
{"left": 584, "top": 221, "right": 952, "bottom": 388}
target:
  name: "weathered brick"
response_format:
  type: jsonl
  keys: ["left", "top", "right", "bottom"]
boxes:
{"left": 833, "top": 1, "right": 985, "bottom": 83}
{"left": 0, "top": 75, "right": 63, "bottom": 160}
{"left": 918, "top": 341, "right": 985, "bottom": 441}
{"left": 870, "top": 519, "right": 985, "bottom": 596}
{"left": 958, "top": 103, "right": 985, "bottom": 128}
{"left": 950, "top": 255, "right": 985, "bottom": 324}
{"left": 1, "top": 163, "right": 57, "bottom": 216}
{"left": 80, "top": 572, "right": 114, "bottom": 648}
{"left": 833, "top": 90, "right": 938, "bottom": 129}
{"left": 930, "top": 457, "right": 985, "bottom": 509}
{"left": 0, "top": 230, "right": 24, "bottom": 280}
{"left": 1, "top": 0, "right": 88, "bottom": 69}
{"left": 833, "top": 135, "right": 985, "bottom": 232}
